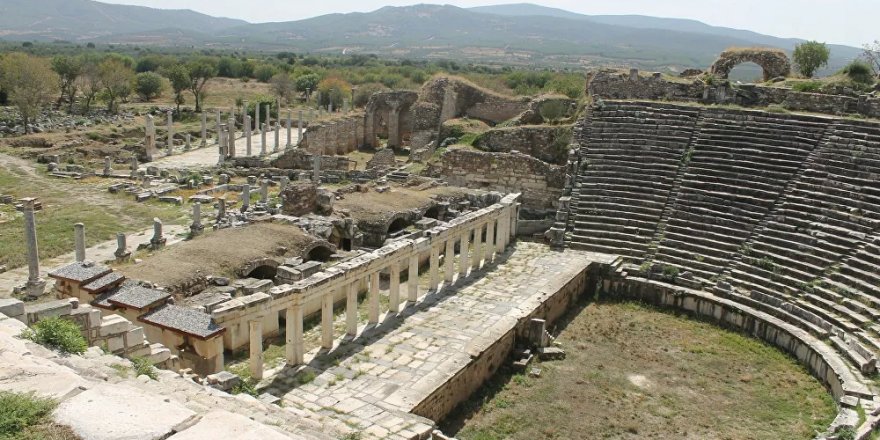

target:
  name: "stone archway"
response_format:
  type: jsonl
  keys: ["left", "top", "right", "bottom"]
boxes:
{"left": 709, "top": 48, "right": 791, "bottom": 81}
{"left": 364, "top": 91, "right": 419, "bottom": 150}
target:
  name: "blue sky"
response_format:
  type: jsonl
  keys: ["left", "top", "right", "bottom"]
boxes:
{"left": 103, "top": 0, "right": 876, "bottom": 47}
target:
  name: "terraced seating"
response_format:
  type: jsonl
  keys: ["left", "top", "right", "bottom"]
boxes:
{"left": 569, "top": 102, "right": 699, "bottom": 258}
{"left": 652, "top": 109, "right": 828, "bottom": 283}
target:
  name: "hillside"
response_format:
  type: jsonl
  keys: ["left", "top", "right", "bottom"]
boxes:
{"left": 0, "top": 0, "right": 862, "bottom": 75}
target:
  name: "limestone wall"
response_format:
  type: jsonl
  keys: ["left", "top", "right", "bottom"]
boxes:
{"left": 428, "top": 149, "right": 564, "bottom": 211}
{"left": 270, "top": 149, "right": 356, "bottom": 171}
{"left": 588, "top": 68, "right": 880, "bottom": 117}
{"left": 299, "top": 113, "right": 365, "bottom": 155}
{"left": 473, "top": 125, "right": 572, "bottom": 165}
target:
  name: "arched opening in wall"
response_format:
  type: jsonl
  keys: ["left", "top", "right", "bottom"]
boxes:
{"left": 306, "top": 245, "right": 334, "bottom": 262}
{"left": 727, "top": 62, "right": 765, "bottom": 83}
{"left": 387, "top": 218, "right": 411, "bottom": 235}
{"left": 424, "top": 206, "right": 441, "bottom": 220}
{"left": 247, "top": 265, "right": 278, "bottom": 280}
{"left": 329, "top": 227, "right": 352, "bottom": 252}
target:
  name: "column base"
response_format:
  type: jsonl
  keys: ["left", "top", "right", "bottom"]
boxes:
{"left": 14, "top": 278, "right": 47, "bottom": 299}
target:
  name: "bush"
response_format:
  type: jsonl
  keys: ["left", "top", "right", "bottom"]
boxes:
{"left": 0, "top": 392, "right": 57, "bottom": 437}
{"left": 352, "top": 83, "right": 388, "bottom": 108}
{"left": 792, "top": 81, "right": 822, "bottom": 93}
{"left": 130, "top": 357, "right": 157, "bottom": 380}
{"left": 134, "top": 71, "right": 165, "bottom": 101}
{"left": 842, "top": 60, "right": 874, "bottom": 84}
{"left": 21, "top": 317, "right": 88, "bottom": 355}
{"left": 254, "top": 64, "right": 277, "bottom": 83}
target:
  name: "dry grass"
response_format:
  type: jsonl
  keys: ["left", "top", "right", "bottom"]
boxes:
{"left": 444, "top": 302, "right": 836, "bottom": 440}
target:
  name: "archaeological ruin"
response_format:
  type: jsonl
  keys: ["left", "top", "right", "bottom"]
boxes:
{"left": 3, "top": 42, "right": 880, "bottom": 440}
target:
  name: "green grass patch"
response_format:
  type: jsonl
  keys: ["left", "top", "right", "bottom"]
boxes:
{"left": 21, "top": 317, "right": 87, "bottom": 355}
{"left": 0, "top": 391, "right": 71, "bottom": 440}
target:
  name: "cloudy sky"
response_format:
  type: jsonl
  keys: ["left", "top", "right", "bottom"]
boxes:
{"left": 102, "top": 0, "right": 875, "bottom": 47}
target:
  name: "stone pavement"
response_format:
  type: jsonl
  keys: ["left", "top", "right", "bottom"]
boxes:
{"left": 260, "top": 242, "right": 615, "bottom": 439}
{"left": 151, "top": 130, "right": 300, "bottom": 170}
{"left": 0, "top": 225, "right": 187, "bottom": 298}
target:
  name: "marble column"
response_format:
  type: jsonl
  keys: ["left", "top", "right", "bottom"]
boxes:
{"left": 459, "top": 231, "right": 470, "bottom": 278}
{"left": 297, "top": 110, "right": 304, "bottom": 146}
{"left": 485, "top": 218, "right": 496, "bottom": 263}
{"left": 249, "top": 320, "right": 263, "bottom": 380}
{"left": 184, "top": 133, "right": 191, "bottom": 151}
{"left": 130, "top": 155, "right": 138, "bottom": 179}
{"left": 21, "top": 199, "right": 45, "bottom": 297}
{"left": 444, "top": 239, "right": 455, "bottom": 284}
{"left": 245, "top": 115, "right": 252, "bottom": 156}
{"left": 472, "top": 223, "right": 483, "bottom": 271}
{"left": 200, "top": 112, "right": 207, "bottom": 147}
{"left": 114, "top": 233, "right": 130, "bottom": 262}
{"left": 321, "top": 291, "right": 334, "bottom": 349}
{"left": 74, "top": 223, "right": 85, "bottom": 262}
{"left": 215, "top": 110, "right": 221, "bottom": 145}
{"left": 286, "top": 109, "right": 292, "bottom": 147}
{"left": 166, "top": 110, "right": 173, "bottom": 156}
{"left": 217, "top": 198, "right": 226, "bottom": 222}
{"left": 368, "top": 271, "right": 380, "bottom": 324}
{"left": 274, "top": 122, "right": 280, "bottom": 152}
{"left": 408, "top": 254, "right": 419, "bottom": 303}
{"left": 255, "top": 102, "right": 261, "bottom": 134}
{"left": 260, "top": 124, "right": 267, "bottom": 156}
{"left": 150, "top": 218, "right": 165, "bottom": 249}
{"left": 286, "top": 304, "right": 304, "bottom": 365}
{"left": 241, "top": 184, "right": 250, "bottom": 213}
{"left": 389, "top": 262, "right": 400, "bottom": 313}
{"left": 144, "top": 115, "right": 155, "bottom": 162}
{"left": 260, "top": 179, "right": 269, "bottom": 203}
{"left": 190, "top": 202, "right": 203, "bottom": 237}
{"left": 346, "top": 282, "right": 358, "bottom": 336}
{"left": 429, "top": 245, "right": 440, "bottom": 292}
{"left": 227, "top": 117, "right": 236, "bottom": 157}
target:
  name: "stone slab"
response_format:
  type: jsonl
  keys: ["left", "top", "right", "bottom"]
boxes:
{"left": 54, "top": 384, "right": 197, "bottom": 440}
{"left": 167, "top": 410, "right": 295, "bottom": 440}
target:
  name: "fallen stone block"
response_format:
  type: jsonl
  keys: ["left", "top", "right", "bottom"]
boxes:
{"left": 537, "top": 346, "right": 566, "bottom": 361}
{"left": 54, "top": 384, "right": 197, "bottom": 440}
{"left": 0, "top": 298, "right": 25, "bottom": 320}
{"left": 205, "top": 371, "right": 240, "bottom": 392}
{"left": 24, "top": 299, "right": 72, "bottom": 325}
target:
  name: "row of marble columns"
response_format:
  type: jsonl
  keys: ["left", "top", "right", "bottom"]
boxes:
{"left": 248, "top": 206, "right": 516, "bottom": 378}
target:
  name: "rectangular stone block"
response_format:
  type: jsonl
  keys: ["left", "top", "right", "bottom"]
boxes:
{"left": 125, "top": 327, "right": 145, "bottom": 348}
{"left": 0, "top": 298, "right": 25, "bottom": 319}
{"left": 98, "top": 314, "right": 131, "bottom": 337}
{"left": 25, "top": 300, "right": 72, "bottom": 325}
{"left": 105, "top": 335, "right": 125, "bottom": 352}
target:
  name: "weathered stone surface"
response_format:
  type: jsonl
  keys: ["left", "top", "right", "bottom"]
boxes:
{"left": 280, "top": 182, "right": 317, "bottom": 216}
{"left": 167, "top": 410, "right": 294, "bottom": 440}
{"left": 710, "top": 47, "right": 791, "bottom": 81}
{"left": 54, "top": 384, "right": 197, "bottom": 440}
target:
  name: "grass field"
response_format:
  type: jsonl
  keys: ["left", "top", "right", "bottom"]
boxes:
{"left": 443, "top": 302, "right": 836, "bottom": 440}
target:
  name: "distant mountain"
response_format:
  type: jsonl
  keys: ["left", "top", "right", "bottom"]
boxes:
{"left": 0, "top": 1, "right": 862, "bottom": 77}
{"left": 0, "top": 0, "right": 246, "bottom": 41}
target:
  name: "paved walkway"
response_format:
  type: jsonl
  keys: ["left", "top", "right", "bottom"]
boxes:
{"left": 260, "top": 242, "right": 615, "bottom": 439}
{"left": 150, "top": 129, "right": 300, "bottom": 170}
{"left": 0, "top": 225, "right": 187, "bottom": 297}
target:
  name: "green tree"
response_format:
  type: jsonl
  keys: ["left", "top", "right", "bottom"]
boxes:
{"left": 50, "top": 55, "right": 83, "bottom": 111}
{"left": 793, "top": 41, "right": 830, "bottom": 78}
{"left": 0, "top": 52, "right": 59, "bottom": 133}
{"left": 134, "top": 71, "right": 165, "bottom": 101}
{"left": 77, "top": 58, "right": 102, "bottom": 114}
{"left": 98, "top": 58, "right": 134, "bottom": 113}
{"left": 162, "top": 63, "right": 190, "bottom": 113}
{"left": 254, "top": 64, "right": 277, "bottom": 83}
{"left": 316, "top": 76, "right": 352, "bottom": 109}
{"left": 269, "top": 72, "right": 294, "bottom": 104}
{"left": 294, "top": 73, "right": 320, "bottom": 93}
{"left": 187, "top": 58, "right": 217, "bottom": 112}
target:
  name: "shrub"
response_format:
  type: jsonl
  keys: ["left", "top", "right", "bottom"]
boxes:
{"left": 842, "top": 60, "right": 874, "bottom": 84}
{"left": 134, "top": 71, "right": 165, "bottom": 101}
{"left": 0, "top": 392, "right": 57, "bottom": 437}
{"left": 254, "top": 64, "right": 277, "bottom": 83}
{"left": 792, "top": 81, "right": 822, "bottom": 93}
{"left": 130, "top": 357, "right": 157, "bottom": 380}
{"left": 352, "top": 83, "right": 388, "bottom": 108}
{"left": 21, "top": 317, "right": 87, "bottom": 355}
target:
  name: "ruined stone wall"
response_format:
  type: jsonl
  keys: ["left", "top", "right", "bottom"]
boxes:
{"left": 588, "top": 68, "right": 880, "bottom": 117}
{"left": 270, "top": 149, "right": 355, "bottom": 171}
{"left": 466, "top": 101, "right": 529, "bottom": 123}
{"left": 709, "top": 48, "right": 792, "bottom": 81}
{"left": 428, "top": 149, "right": 564, "bottom": 210}
{"left": 473, "top": 125, "right": 572, "bottom": 165}
{"left": 299, "top": 113, "right": 364, "bottom": 155}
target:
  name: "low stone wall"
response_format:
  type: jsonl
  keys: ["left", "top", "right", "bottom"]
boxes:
{"left": 474, "top": 125, "right": 572, "bottom": 165}
{"left": 466, "top": 101, "right": 529, "bottom": 124}
{"left": 588, "top": 68, "right": 880, "bottom": 117}
{"left": 411, "top": 255, "right": 599, "bottom": 421}
{"left": 428, "top": 149, "right": 564, "bottom": 211}
{"left": 599, "top": 275, "right": 874, "bottom": 438}
{"left": 270, "top": 149, "right": 356, "bottom": 171}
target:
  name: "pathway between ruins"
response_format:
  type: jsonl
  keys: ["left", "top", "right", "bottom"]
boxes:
{"left": 259, "top": 242, "right": 615, "bottom": 439}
